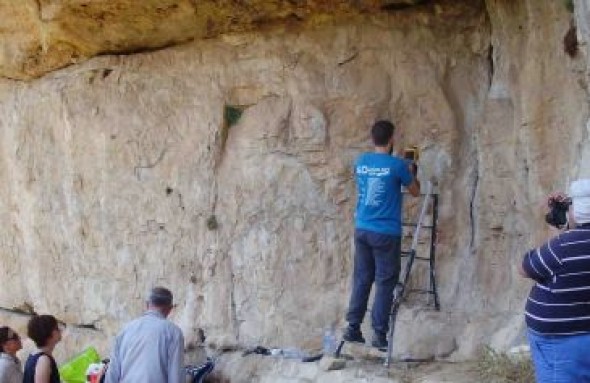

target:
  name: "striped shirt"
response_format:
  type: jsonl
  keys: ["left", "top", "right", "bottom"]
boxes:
{"left": 522, "top": 224, "right": 590, "bottom": 335}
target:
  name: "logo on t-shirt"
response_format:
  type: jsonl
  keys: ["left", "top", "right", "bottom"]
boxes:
{"left": 357, "top": 166, "right": 391, "bottom": 177}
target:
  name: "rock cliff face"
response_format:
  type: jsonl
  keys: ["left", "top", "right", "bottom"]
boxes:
{"left": 0, "top": 0, "right": 452, "bottom": 80}
{"left": 0, "top": 0, "right": 589, "bottom": 372}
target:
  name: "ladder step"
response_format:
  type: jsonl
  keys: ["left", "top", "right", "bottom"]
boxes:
{"left": 402, "top": 192, "right": 439, "bottom": 197}
{"left": 402, "top": 223, "right": 434, "bottom": 229}
{"left": 400, "top": 258, "right": 431, "bottom": 261}
{"left": 407, "top": 289, "right": 437, "bottom": 295}
{"left": 400, "top": 252, "right": 431, "bottom": 261}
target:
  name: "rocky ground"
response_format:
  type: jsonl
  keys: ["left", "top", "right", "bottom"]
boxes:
{"left": 194, "top": 340, "right": 532, "bottom": 382}
{"left": 206, "top": 353, "right": 481, "bottom": 383}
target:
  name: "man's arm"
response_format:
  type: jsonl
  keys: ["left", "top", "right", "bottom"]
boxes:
{"left": 167, "top": 329, "right": 185, "bottom": 383}
{"left": 406, "top": 178, "right": 420, "bottom": 197}
{"left": 518, "top": 262, "right": 530, "bottom": 278}
{"left": 520, "top": 239, "right": 563, "bottom": 283}
{"left": 401, "top": 162, "right": 420, "bottom": 197}
{"left": 104, "top": 336, "right": 122, "bottom": 383}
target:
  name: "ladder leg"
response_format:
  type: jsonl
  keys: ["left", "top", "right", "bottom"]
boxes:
{"left": 385, "top": 288, "right": 401, "bottom": 367}
{"left": 334, "top": 340, "right": 345, "bottom": 358}
{"left": 430, "top": 194, "right": 440, "bottom": 311}
{"left": 385, "top": 250, "right": 413, "bottom": 367}
{"left": 429, "top": 260, "right": 440, "bottom": 310}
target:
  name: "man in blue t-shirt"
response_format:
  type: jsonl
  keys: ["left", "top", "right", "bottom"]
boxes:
{"left": 343, "top": 120, "right": 420, "bottom": 349}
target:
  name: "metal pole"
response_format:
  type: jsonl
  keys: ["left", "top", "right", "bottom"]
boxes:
{"left": 430, "top": 193, "right": 440, "bottom": 310}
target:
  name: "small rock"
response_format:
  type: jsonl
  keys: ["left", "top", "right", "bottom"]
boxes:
{"left": 319, "top": 356, "right": 346, "bottom": 371}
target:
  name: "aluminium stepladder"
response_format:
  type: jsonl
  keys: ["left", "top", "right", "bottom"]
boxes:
{"left": 385, "top": 180, "right": 440, "bottom": 366}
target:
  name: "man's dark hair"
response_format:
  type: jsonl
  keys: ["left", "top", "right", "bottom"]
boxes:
{"left": 147, "top": 286, "right": 174, "bottom": 307}
{"left": 27, "top": 315, "right": 58, "bottom": 348}
{"left": 371, "top": 120, "right": 395, "bottom": 146}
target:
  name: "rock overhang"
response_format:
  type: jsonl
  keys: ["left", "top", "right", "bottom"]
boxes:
{"left": 0, "top": 0, "right": 483, "bottom": 80}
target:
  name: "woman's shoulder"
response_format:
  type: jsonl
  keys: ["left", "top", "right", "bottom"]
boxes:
{"left": 35, "top": 353, "right": 53, "bottom": 365}
{"left": 25, "top": 352, "right": 52, "bottom": 367}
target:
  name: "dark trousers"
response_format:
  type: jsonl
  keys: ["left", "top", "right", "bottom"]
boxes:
{"left": 346, "top": 229, "right": 401, "bottom": 335}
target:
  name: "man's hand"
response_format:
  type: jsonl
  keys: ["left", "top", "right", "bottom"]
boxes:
{"left": 547, "top": 192, "right": 568, "bottom": 209}
{"left": 407, "top": 179, "right": 420, "bottom": 197}
{"left": 405, "top": 163, "right": 420, "bottom": 197}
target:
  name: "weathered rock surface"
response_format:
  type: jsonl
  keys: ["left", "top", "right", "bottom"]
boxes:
{"left": 0, "top": 0, "right": 590, "bottom": 381}
{"left": 0, "top": 0, "right": 448, "bottom": 80}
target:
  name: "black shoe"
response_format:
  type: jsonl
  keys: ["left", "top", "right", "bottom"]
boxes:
{"left": 371, "top": 332, "right": 388, "bottom": 351}
{"left": 343, "top": 325, "right": 365, "bottom": 344}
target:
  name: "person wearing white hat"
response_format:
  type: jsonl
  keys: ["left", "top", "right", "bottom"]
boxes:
{"left": 520, "top": 179, "right": 590, "bottom": 383}
{"left": 570, "top": 178, "right": 590, "bottom": 225}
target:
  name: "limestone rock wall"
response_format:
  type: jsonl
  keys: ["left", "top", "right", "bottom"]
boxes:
{"left": 0, "top": 0, "right": 589, "bottom": 368}
{"left": 0, "top": 0, "right": 439, "bottom": 80}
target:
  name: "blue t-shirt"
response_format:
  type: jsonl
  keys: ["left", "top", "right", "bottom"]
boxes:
{"left": 354, "top": 152, "right": 413, "bottom": 236}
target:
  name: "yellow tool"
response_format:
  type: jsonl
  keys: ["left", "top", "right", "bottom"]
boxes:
{"left": 403, "top": 145, "right": 419, "bottom": 162}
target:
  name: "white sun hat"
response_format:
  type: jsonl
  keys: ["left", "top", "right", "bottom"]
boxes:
{"left": 570, "top": 179, "right": 590, "bottom": 224}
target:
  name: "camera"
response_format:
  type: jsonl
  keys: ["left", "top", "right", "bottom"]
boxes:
{"left": 404, "top": 146, "right": 419, "bottom": 177}
{"left": 545, "top": 197, "right": 572, "bottom": 228}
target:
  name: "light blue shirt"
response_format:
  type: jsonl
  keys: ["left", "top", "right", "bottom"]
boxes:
{"left": 105, "top": 310, "right": 185, "bottom": 383}
{"left": 354, "top": 153, "right": 412, "bottom": 236}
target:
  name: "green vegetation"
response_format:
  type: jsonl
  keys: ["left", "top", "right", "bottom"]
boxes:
{"left": 564, "top": 0, "right": 574, "bottom": 13}
{"left": 206, "top": 215, "right": 218, "bottom": 230}
{"left": 224, "top": 105, "right": 244, "bottom": 128}
{"left": 219, "top": 104, "right": 246, "bottom": 157}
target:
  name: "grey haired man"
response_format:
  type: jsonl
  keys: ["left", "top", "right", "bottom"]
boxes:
{"left": 105, "top": 286, "right": 185, "bottom": 383}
